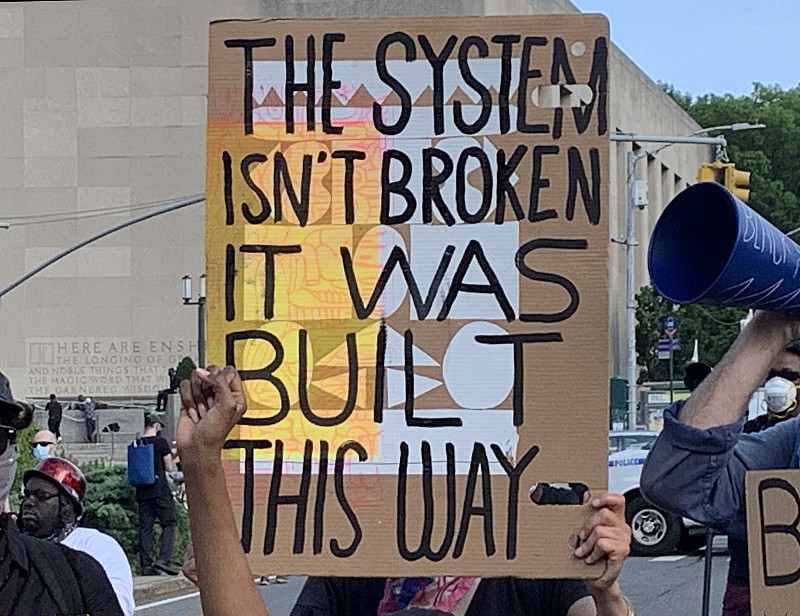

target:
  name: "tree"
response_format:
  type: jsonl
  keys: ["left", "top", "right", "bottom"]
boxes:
{"left": 9, "top": 420, "right": 41, "bottom": 510}
{"left": 637, "top": 84, "right": 800, "bottom": 383}
{"left": 636, "top": 285, "right": 744, "bottom": 384}
{"left": 661, "top": 83, "right": 800, "bottom": 234}
{"left": 175, "top": 356, "right": 197, "bottom": 382}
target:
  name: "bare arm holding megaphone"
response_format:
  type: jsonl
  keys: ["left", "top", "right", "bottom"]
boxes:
{"left": 642, "top": 183, "right": 800, "bottom": 540}
{"left": 677, "top": 311, "right": 800, "bottom": 429}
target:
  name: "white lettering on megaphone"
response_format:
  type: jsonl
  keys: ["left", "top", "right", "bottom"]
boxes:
{"left": 752, "top": 216, "right": 766, "bottom": 252}
{"left": 772, "top": 288, "right": 800, "bottom": 310}
{"left": 720, "top": 278, "right": 753, "bottom": 300}
{"left": 724, "top": 278, "right": 783, "bottom": 304}
{"left": 743, "top": 207, "right": 757, "bottom": 243}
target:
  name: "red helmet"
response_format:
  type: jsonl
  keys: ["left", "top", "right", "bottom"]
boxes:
{"left": 24, "top": 457, "right": 86, "bottom": 514}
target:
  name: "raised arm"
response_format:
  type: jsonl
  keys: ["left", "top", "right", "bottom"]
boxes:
{"left": 641, "top": 310, "right": 800, "bottom": 537}
{"left": 177, "top": 366, "right": 270, "bottom": 616}
{"left": 678, "top": 311, "right": 799, "bottom": 429}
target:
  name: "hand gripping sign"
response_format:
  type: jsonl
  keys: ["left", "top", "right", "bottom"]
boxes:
{"left": 205, "top": 14, "right": 610, "bottom": 577}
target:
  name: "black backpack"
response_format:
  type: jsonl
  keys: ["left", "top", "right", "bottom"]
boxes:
{"left": 20, "top": 532, "right": 85, "bottom": 614}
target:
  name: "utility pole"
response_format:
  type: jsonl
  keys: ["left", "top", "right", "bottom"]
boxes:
{"left": 0, "top": 195, "right": 203, "bottom": 301}
{"left": 610, "top": 123, "right": 763, "bottom": 429}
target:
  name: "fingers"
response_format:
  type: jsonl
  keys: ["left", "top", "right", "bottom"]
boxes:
{"left": 575, "top": 524, "right": 629, "bottom": 563}
{"left": 204, "top": 370, "right": 239, "bottom": 419}
{"left": 574, "top": 491, "right": 630, "bottom": 572}
{"left": 223, "top": 365, "right": 247, "bottom": 415}
{"left": 203, "top": 365, "right": 223, "bottom": 416}
{"left": 588, "top": 491, "right": 626, "bottom": 517}
{"left": 179, "top": 379, "right": 201, "bottom": 424}
{"left": 179, "top": 379, "right": 193, "bottom": 411}
{"left": 190, "top": 369, "right": 209, "bottom": 417}
{"left": 579, "top": 506, "right": 619, "bottom": 544}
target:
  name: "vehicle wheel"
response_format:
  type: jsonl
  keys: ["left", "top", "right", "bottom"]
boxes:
{"left": 626, "top": 495, "right": 682, "bottom": 556}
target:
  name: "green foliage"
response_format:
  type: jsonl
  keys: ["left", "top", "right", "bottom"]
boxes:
{"left": 640, "top": 83, "right": 800, "bottom": 382}
{"left": 175, "top": 356, "right": 197, "bottom": 381}
{"left": 79, "top": 461, "right": 190, "bottom": 572}
{"left": 658, "top": 81, "right": 693, "bottom": 113}
{"left": 10, "top": 420, "right": 41, "bottom": 510}
{"left": 660, "top": 82, "right": 800, "bottom": 235}
{"left": 635, "top": 285, "right": 744, "bottom": 383}
{"left": 80, "top": 461, "right": 139, "bottom": 559}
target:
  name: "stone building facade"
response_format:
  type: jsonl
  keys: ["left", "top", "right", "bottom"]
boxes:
{"left": 0, "top": 0, "right": 711, "bottom": 401}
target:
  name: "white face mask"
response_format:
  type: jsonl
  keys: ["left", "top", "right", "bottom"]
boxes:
{"left": 33, "top": 444, "right": 51, "bottom": 461}
{"left": 763, "top": 376, "right": 798, "bottom": 418}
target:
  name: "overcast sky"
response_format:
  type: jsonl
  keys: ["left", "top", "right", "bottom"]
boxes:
{"left": 571, "top": 0, "right": 800, "bottom": 97}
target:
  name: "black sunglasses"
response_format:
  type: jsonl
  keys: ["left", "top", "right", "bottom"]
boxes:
{"left": 22, "top": 489, "right": 59, "bottom": 504}
{"left": 33, "top": 441, "right": 55, "bottom": 447}
{"left": 0, "top": 425, "right": 16, "bottom": 457}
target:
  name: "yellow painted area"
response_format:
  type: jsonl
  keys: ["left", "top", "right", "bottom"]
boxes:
{"left": 207, "top": 120, "right": 392, "bottom": 463}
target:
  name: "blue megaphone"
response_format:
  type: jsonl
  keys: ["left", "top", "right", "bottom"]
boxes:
{"left": 648, "top": 182, "right": 800, "bottom": 311}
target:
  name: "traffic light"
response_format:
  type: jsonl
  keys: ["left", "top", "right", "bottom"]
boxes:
{"left": 697, "top": 162, "right": 722, "bottom": 183}
{"left": 724, "top": 165, "right": 751, "bottom": 203}
{"left": 696, "top": 162, "right": 751, "bottom": 203}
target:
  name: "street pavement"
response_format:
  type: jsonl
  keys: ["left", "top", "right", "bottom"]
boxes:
{"left": 134, "top": 576, "right": 304, "bottom": 616}
{"left": 133, "top": 541, "right": 731, "bottom": 616}
{"left": 619, "top": 539, "right": 729, "bottom": 616}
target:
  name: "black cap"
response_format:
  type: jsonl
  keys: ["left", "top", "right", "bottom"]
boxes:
{"left": 684, "top": 362, "right": 712, "bottom": 392}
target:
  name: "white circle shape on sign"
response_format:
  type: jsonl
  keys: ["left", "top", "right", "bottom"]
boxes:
{"left": 443, "top": 321, "right": 514, "bottom": 409}
{"left": 570, "top": 41, "right": 586, "bottom": 56}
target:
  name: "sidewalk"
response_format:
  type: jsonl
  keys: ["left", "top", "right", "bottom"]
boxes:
{"left": 133, "top": 573, "right": 196, "bottom": 604}
{"left": 133, "top": 573, "right": 294, "bottom": 605}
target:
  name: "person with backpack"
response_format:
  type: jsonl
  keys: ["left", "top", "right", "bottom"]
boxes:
{"left": 132, "top": 413, "right": 179, "bottom": 576}
{"left": 0, "top": 370, "right": 123, "bottom": 615}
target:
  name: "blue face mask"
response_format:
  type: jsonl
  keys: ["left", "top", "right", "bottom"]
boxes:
{"left": 33, "top": 444, "right": 51, "bottom": 461}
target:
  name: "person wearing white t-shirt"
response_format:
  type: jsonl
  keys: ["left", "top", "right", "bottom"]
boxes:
{"left": 62, "top": 526, "right": 135, "bottom": 616}
{"left": 20, "top": 457, "right": 135, "bottom": 616}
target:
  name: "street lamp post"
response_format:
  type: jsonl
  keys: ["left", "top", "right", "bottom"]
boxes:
{"left": 611, "top": 122, "right": 765, "bottom": 429}
{"left": 182, "top": 274, "right": 207, "bottom": 367}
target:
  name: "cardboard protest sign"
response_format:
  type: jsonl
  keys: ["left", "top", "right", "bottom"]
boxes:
{"left": 205, "top": 15, "right": 610, "bottom": 576}
{"left": 747, "top": 470, "right": 800, "bottom": 615}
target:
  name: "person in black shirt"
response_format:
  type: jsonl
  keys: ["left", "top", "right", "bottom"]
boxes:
{"left": 289, "top": 491, "right": 632, "bottom": 616}
{"left": 136, "top": 414, "right": 179, "bottom": 576}
{"left": 156, "top": 368, "right": 181, "bottom": 412}
{"left": 44, "top": 393, "right": 62, "bottom": 441}
{"left": 174, "top": 366, "right": 634, "bottom": 616}
{"left": 291, "top": 577, "right": 592, "bottom": 616}
{"left": 0, "top": 370, "right": 123, "bottom": 616}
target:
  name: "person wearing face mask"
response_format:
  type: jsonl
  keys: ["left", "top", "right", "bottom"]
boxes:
{"left": 714, "top": 342, "right": 800, "bottom": 616}
{"left": 641, "top": 313, "right": 800, "bottom": 616}
{"left": 19, "top": 458, "right": 135, "bottom": 616}
{"left": 32, "top": 430, "right": 58, "bottom": 461}
{"left": 0, "top": 370, "right": 123, "bottom": 615}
